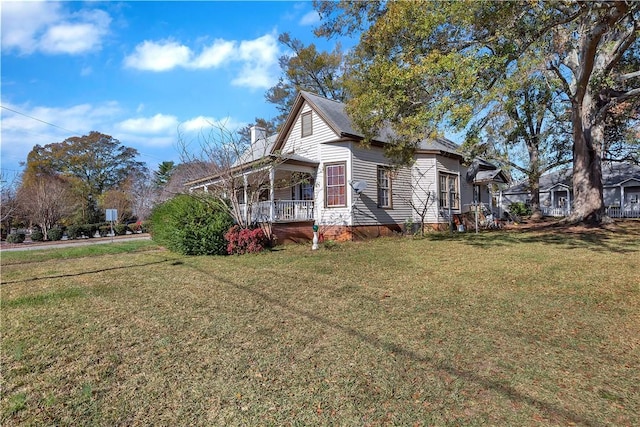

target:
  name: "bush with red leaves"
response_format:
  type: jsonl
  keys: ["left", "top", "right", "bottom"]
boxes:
{"left": 224, "top": 225, "right": 269, "bottom": 255}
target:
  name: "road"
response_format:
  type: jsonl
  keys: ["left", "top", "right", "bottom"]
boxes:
{"left": 0, "top": 234, "right": 152, "bottom": 252}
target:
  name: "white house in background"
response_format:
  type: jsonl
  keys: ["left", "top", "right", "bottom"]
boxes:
{"left": 187, "top": 91, "right": 507, "bottom": 242}
{"left": 500, "top": 162, "right": 640, "bottom": 218}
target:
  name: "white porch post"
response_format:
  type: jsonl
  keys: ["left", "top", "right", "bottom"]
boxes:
{"left": 269, "top": 166, "right": 275, "bottom": 222}
{"left": 621, "top": 185, "right": 625, "bottom": 212}
{"left": 488, "top": 186, "right": 493, "bottom": 213}
{"left": 551, "top": 190, "right": 555, "bottom": 210}
{"left": 243, "top": 174, "right": 249, "bottom": 224}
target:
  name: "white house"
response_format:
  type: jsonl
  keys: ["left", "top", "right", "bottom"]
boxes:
{"left": 500, "top": 162, "right": 640, "bottom": 218}
{"left": 187, "top": 91, "right": 507, "bottom": 242}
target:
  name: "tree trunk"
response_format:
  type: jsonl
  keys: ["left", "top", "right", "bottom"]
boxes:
{"left": 527, "top": 146, "right": 543, "bottom": 220}
{"left": 570, "top": 96, "right": 605, "bottom": 224}
{"left": 529, "top": 177, "right": 543, "bottom": 220}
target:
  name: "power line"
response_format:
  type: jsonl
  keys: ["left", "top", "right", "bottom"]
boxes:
{"left": 0, "top": 105, "right": 81, "bottom": 135}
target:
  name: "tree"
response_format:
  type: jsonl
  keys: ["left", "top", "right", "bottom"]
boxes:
{"left": 317, "top": 0, "right": 640, "bottom": 224}
{"left": 179, "top": 123, "right": 275, "bottom": 230}
{"left": 153, "top": 161, "right": 176, "bottom": 188}
{"left": 1, "top": 172, "right": 21, "bottom": 238}
{"left": 17, "top": 175, "right": 75, "bottom": 240}
{"left": 23, "top": 131, "right": 146, "bottom": 210}
{"left": 265, "top": 32, "right": 347, "bottom": 126}
{"left": 464, "top": 75, "right": 573, "bottom": 218}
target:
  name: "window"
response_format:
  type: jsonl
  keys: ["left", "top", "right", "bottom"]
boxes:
{"left": 377, "top": 166, "right": 392, "bottom": 208}
{"left": 301, "top": 111, "right": 312, "bottom": 137}
{"left": 235, "top": 188, "right": 245, "bottom": 205}
{"left": 292, "top": 178, "right": 314, "bottom": 201}
{"left": 439, "top": 172, "right": 459, "bottom": 209}
{"left": 325, "top": 163, "right": 346, "bottom": 207}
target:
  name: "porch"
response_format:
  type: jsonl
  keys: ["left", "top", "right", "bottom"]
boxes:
{"left": 240, "top": 200, "right": 315, "bottom": 223}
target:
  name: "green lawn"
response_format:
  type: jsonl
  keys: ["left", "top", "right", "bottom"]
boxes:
{"left": 1, "top": 226, "right": 639, "bottom": 426}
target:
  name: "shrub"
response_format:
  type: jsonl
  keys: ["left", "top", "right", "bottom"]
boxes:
{"left": 149, "top": 195, "right": 234, "bottom": 255}
{"left": 224, "top": 225, "right": 269, "bottom": 255}
{"left": 129, "top": 222, "right": 143, "bottom": 233}
{"left": 66, "top": 224, "right": 80, "bottom": 239}
{"left": 508, "top": 202, "right": 532, "bottom": 217}
{"left": 47, "top": 227, "right": 63, "bottom": 241}
{"left": 99, "top": 225, "right": 112, "bottom": 237}
{"left": 114, "top": 224, "right": 127, "bottom": 235}
{"left": 30, "top": 229, "right": 44, "bottom": 242}
{"left": 7, "top": 233, "right": 26, "bottom": 244}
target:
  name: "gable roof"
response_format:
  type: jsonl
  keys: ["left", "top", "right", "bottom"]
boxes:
{"left": 274, "top": 91, "right": 463, "bottom": 158}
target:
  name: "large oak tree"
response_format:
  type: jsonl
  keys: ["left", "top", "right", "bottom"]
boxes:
{"left": 22, "top": 131, "right": 145, "bottom": 223}
{"left": 317, "top": 0, "right": 639, "bottom": 224}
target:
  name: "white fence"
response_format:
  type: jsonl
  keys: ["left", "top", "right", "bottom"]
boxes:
{"left": 542, "top": 206, "right": 640, "bottom": 218}
{"left": 605, "top": 206, "right": 640, "bottom": 218}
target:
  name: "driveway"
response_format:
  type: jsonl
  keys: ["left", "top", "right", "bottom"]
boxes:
{"left": 0, "top": 234, "right": 152, "bottom": 252}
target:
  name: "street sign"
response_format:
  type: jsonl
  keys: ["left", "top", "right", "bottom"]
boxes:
{"left": 106, "top": 209, "right": 118, "bottom": 222}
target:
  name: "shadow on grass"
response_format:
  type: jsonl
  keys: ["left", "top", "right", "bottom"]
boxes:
{"left": 0, "top": 258, "right": 173, "bottom": 286}
{"left": 424, "top": 226, "right": 640, "bottom": 254}
{"left": 181, "top": 261, "right": 601, "bottom": 427}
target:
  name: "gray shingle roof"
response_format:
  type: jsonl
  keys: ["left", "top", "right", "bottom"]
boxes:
{"left": 504, "top": 162, "right": 640, "bottom": 194}
{"left": 300, "top": 91, "right": 461, "bottom": 157}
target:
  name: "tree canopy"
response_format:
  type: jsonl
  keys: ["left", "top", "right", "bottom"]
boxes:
{"left": 318, "top": 0, "right": 639, "bottom": 223}
{"left": 23, "top": 131, "right": 145, "bottom": 196}
{"left": 265, "top": 32, "right": 347, "bottom": 127}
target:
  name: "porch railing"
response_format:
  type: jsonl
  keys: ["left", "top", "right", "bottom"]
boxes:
{"left": 542, "top": 207, "right": 571, "bottom": 217}
{"left": 240, "top": 200, "right": 314, "bottom": 223}
{"left": 542, "top": 206, "right": 640, "bottom": 218}
{"left": 605, "top": 206, "right": 640, "bottom": 218}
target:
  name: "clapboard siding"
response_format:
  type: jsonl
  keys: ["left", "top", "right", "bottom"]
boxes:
{"left": 316, "top": 142, "right": 352, "bottom": 226}
{"left": 412, "top": 155, "right": 440, "bottom": 223}
{"left": 350, "top": 143, "right": 412, "bottom": 226}
{"left": 280, "top": 103, "right": 337, "bottom": 160}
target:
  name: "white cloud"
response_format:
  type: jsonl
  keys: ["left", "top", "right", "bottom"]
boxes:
{"left": 299, "top": 11, "right": 320, "bottom": 26}
{"left": 123, "top": 40, "right": 192, "bottom": 71}
{"left": 118, "top": 114, "right": 179, "bottom": 134}
{"left": 0, "top": 101, "right": 123, "bottom": 169}
{"left": 190, "top": 39, "right": 236, "bottom": 69}
{"left": 232, "top": 34, "right": 280, "bottom": 89}
{"left": 1, "top": 3, "right": 111, "bottom": 55}
{"left": 181, "top": 116, "right": 244, "bottom": 133}
{"left": 124, "top": 33, "right": 280, "bottom": 89}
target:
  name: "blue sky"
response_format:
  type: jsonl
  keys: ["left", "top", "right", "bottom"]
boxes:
{"left": 1, "top": 1, "right": 351, "bottom": 176}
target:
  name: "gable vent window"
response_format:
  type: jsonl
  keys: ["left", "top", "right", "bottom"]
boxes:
{"left": 301, "top": 111, "right": 313, "bottom": 137}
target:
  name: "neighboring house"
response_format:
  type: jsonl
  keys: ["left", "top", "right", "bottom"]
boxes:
{"left": 187, "top": 91, "right": 507, "bottom": 241}
{"left": 500, "top": 162, "right": 640, "bottom": 218}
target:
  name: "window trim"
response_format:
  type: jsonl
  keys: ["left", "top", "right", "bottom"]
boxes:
{"left": 324, "top": 162, "right": 347, "bottom": 208}
{"left": 377, "top": 166, "right": 392, "bottom": 209}
{"left": 301, "top": 111, "right": 313, "bottom": 137}
{"left": 439, "top": 172, "right": 460, "bottom": 210}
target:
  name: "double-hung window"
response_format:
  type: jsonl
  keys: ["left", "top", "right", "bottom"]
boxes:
{"left": 301, "top": 111, "right": 313, "bottom": 137}
{"left": 377, "top": 166, "right": 392, "bottom": 208}
{"left": 325, "top": 163, "right": 346, "bottom": 207}
{"left": 439, "top": 172, "right": 459, "bottom": 209}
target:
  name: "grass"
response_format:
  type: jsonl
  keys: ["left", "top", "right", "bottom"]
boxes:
{"left": 1, "top": 226, "right": 639, "bottom": 426}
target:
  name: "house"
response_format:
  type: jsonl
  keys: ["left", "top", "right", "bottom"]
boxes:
{"left": 186, "top": 91, "right": 507, "bottom": 242}
{"left": 500, "top": 162, "right": 640, "bottom": 218}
